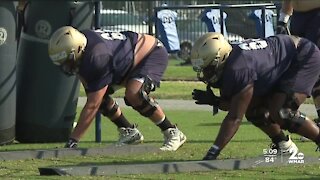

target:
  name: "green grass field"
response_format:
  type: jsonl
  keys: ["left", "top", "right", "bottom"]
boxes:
{"left": 1, "top": 108, "right": 320, "bottom": 179}
{"left": 1, "top": 59, "right": 319, "bottom": 179}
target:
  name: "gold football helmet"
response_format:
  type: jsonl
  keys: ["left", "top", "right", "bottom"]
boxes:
{"left": 48, "top": 26, "right": 87, "bottom": 75}
{"left": 191, "top": 32, "right": 232, "bottom": 84}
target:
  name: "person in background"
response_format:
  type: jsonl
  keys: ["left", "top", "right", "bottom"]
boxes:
{"left": 277, "top": 0, "right": 320, "bottom": 130}
{"left": 191, "top": 32, "right": 320, "bottom": 160}
{"left": 48, "top": 26, "right": 186, "bottom": 151}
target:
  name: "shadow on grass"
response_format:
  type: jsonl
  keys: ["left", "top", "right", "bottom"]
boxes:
{"left": 80, "top": 138, "right": 268, "bottom": 144}
{"left": 197, "top": 121, "right": 252, "bottom": 126}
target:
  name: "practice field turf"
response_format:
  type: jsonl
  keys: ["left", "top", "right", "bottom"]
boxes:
{"left": 1, "top": 108, "right": 320, "bottom": 179}
{"left": 1, "top": 59, "right": 318, "bottom": 178}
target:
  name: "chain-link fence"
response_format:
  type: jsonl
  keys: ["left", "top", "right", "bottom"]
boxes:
{"left": 99, "top": 1, "right": 279, "bottom": 35}
{"left": 98, "top": 1, "right": 280, "bottom": 61}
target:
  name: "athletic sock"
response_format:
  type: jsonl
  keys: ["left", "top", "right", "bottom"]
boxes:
{"left": 156, "top": 117, "right": 175, "bottom": 131}
{"left": 271, "top": 131, "right": 289, "bottom": 144}
{"left": 111, "top": 113, "right": 133, "bottom": 128}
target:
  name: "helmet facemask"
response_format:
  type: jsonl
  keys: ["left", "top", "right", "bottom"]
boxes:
{"left": 194, "top": 54, "right": 226, "bottom": 85}
{"left": 59, "top": 50, "right": 80, "bottom": 76}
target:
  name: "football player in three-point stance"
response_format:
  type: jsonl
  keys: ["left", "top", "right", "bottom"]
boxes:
{"left": 48, "top": 26, "right": 186, "bottom": 151}
{"left": 191, "top": 32, "right": 320, "bottom": 160}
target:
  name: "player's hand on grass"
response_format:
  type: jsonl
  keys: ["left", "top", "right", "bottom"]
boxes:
{"left": 64, "top": 138, "right": 78, "bottom": 148}
{"left": 192, "top": 85, "right": 220, "bottom": 106}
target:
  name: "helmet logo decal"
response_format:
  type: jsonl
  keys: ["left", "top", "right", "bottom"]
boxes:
{"left": 0, "top": 27, "right": 7, "bottom": 46}
{"left": 49, "top": 51, "right": 67, "bottom": 63}
{"left": 35, "top": 20, "right": 51, "bottom": 39}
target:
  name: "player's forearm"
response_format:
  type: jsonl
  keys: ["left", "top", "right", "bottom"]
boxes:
{"left": 281, "top": 0, "right": 293, "bottom": 15}
{"left": 69, "top": 104, "right": 99, "bottom": 141}
{"left": 279, "top": 0, "right": 293, "bottom": 23}
{"left": 214, "top": 116, "right": 242, "bottom": 150}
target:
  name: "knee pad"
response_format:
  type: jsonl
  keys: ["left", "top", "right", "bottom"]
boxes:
{"left": 246, "top": 107, "right": 273, "bottom": 127}
{"left": 278, "top": 91, "right": 306, "bottom": 133}
{"left": 99, "top": 95, "right": 119, "bottom": 117}
{"left": 279, "top": 108, "right": 306, "bottom": 133}
{"left": 124, "top": 76, "right": 158, "bottom": 117}
{"left": 140, "top": 75, "right": 156, "bottom": 94}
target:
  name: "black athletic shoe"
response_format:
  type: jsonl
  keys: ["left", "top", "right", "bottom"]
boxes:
{"left": 202, "top": 146, "right": 220, "bottom": 160}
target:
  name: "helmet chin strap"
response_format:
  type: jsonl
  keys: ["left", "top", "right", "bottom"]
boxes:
{"left": 196, "top": 70, "right": 216, "bottom": 84}
{"left": 196, "top": 71, "right": 205, "bottom": 83}
{"left": 197, "top": 64, "right": 224, "bottom": 85}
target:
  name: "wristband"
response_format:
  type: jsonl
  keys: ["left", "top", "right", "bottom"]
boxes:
{"left": 65, "top": 138, "right": 78, "bottom": 148}
{"left": 211, "top": 145, "right": 220, "bottom": 152}
{"left": 203, "top": 144, "right": 221, "bottom": 160}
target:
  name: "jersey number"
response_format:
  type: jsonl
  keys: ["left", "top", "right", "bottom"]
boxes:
{"left": 210, "top": 16, "right": 220, "bottom": 24}
{"left": 238, "top": 39, "right": 268, "bottom": 50}
{"left": 100, "top": 32, "right": 126, "bottom": 41}
{"left": 162, "top": 16, "right": 174, "bottom": 23}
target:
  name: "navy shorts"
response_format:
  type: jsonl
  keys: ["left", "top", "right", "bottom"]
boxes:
{"left": 278, "top": 38, "right": 320, "bottom": 96}
{"left": 128, "top": 45, "right": 168, "bottom": 87}
{"left": 290, "top": 9, "right": 320, "bottom": 47}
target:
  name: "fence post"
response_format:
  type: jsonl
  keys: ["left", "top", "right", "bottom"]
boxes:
{"left": 219, "top": 5, "right": 224, "bottom": 36}
{"left": 95, "top": 113, "right": 102, "bottom": 143}
{"left": 261, "top": 6, "right": 266, "bottom": 38}
{"left": 94, "top": 1, "right": 102, "bottom": 143}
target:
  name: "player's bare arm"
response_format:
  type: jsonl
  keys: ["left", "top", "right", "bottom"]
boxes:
{"left": 214, "top": 83, "right": 253, "bottom": 149}
{"left": 69, "top": 85, "right": 108, "bottom": 141}
{"left": 281, "top": 0, "right": 293, "bottom": 15}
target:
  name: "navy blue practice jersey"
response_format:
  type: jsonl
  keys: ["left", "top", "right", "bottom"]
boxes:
{"left": 78, "top": 30, "right": 138, "bottom": 92}
{"left": 218, "top": 34, "right": 298, "bottom": 100}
